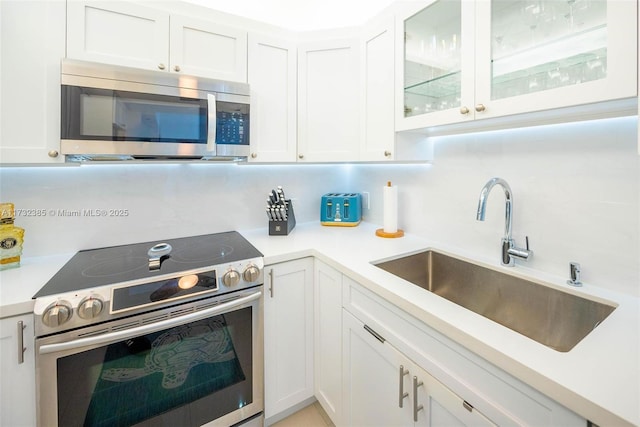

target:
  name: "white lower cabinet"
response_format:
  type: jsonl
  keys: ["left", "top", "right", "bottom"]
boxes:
{"left": 343, "top": 310, "right": 495, "bottom": 427}
{"left": 264, "top": 257, "right": 587, "bottom": 426}
{"left": 343, "top": 278, "right": 586, "bottom": 427}
{"left": 263, "top": 258, "right": 314, "bottom": 420}
{"left": 0, "top": 313, "right": 36, "bottom": 427}
{"left": 314, "top": 261, "right": 343, "bottom": 424}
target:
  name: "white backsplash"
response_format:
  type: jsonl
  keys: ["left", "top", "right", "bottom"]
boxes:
{"left": 1, "top": 116, "right": 638, "bottom": 296}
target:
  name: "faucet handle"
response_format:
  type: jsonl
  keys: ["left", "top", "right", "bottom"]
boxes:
{"left": 506, "top": 236, "right": 533, "bottom": 263}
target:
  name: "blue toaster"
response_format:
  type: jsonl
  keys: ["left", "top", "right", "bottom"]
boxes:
{"left": 321, "top": 193, "right": 362, "bottom": 226}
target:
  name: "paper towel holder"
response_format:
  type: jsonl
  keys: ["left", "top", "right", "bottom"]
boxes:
{"left": 376, "top": 181, "right": 404, "bottom": 238}
{"left": 375, "top": 228, "right": 404, "bottom": 238}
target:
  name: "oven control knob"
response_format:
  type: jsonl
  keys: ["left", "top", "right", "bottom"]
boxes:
{"left": 223, "top": 269, "right": 241, "bottom": 287}
{"left": 78, "top": 296, "right": 104, "bottom": 320}
{"left": 243, "top": 265, "right": 260, "bottom": 283}
{"left": 42, "top": 301, "right": 73, "bottom": 327}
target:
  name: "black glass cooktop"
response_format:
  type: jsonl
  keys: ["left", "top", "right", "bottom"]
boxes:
{"left": 34, "top": 231, "right": 262, "bottom": 298}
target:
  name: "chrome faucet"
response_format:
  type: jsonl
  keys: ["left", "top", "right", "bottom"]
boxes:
{"left": 476, "top": 177, "right": 533, "bottom": 266}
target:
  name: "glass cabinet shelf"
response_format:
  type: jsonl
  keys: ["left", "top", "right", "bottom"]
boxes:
{"left": 404, "top": 69, "right": 461, "bottom": 117}
{"left": 405, "top": 68, "right": 461, "bottom": 98}
{"left": 493, "top": 47, "right": 606, "bottom": 100}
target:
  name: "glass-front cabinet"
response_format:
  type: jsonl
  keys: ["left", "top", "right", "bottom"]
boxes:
{"left": 397, "top": 0, "right": 637, "bottom": 131}
{"left": 397, "top": 0, "right": 476, "bottom": 129}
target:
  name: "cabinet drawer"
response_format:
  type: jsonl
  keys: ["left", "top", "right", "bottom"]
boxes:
{"left": 343, "top": 277, "right": 583, "bottom": 426}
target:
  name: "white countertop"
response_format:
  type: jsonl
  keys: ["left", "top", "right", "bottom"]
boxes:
{"left": 1, "top": 222, "right": 638, "bottom": 426}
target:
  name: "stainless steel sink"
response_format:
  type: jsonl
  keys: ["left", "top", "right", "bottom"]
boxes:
{"left": 373, "top": 250, "right": 616, "bottom": 352}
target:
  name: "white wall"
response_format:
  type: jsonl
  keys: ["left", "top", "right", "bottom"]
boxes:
{"left": 0, "top": 117, "right": 638, "bottom": 296}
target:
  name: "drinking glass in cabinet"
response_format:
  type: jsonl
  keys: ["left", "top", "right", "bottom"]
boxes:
{"left": 491, "top": 0, "right": 607, "bottom": 100}
{"left": 403, "top": 0, "right": 462, "bottom": 117}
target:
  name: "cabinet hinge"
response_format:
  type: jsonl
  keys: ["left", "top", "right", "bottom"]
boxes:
{"left": 462, "top": 400, "right": 473, "bottom": 412}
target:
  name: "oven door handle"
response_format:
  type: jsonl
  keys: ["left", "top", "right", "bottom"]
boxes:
{"left": 39, "top": 290, "right": 262, "bottom": 355}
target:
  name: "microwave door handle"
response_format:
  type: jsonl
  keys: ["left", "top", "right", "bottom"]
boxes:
{"left": 38, "top": 290, "right": 262, "bottom": 355}
{"left": 206, "top": 93, "right": 217, "bottom": 153}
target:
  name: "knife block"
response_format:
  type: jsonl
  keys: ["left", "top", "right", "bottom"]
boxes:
{"left": 269, "top": 200, "right": 296, "bottom": 236}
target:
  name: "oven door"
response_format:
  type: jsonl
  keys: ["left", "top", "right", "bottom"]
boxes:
{"left": 35, "top": 289, "right": 263, "bottom": 427}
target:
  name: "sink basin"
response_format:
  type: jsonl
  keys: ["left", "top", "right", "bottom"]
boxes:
{"left": 373, "top": 250, "right": 616, "bottom": 352}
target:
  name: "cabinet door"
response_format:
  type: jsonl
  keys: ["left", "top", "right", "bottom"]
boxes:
{"left": 0, "top": 0, "right": 66, "bottom": 164}
{"left": 414, "top": 366, "right": 496, "bottom": 427}
{"left": 297, "top": 39, "right": 360, "bottom": 162}
{"left": 342, "top": 310, "right": 410, "bottom": 426}
{"left": 343, "top": 310, "right": 496, "bottom": 427}
{"left": 0, "top": 314, "right": 36, "bottom": 427}
{"left": 264, "top": 258, "right": 314, "bottom": 419}
{"left": 170, "top": 15, "right": 247, "bottom": 82}
{"left": 475, "top": 0, "right": 637, "bottom": 119}
{"left": 248, "top": 34, "right": 297, "bottom": 162}
{"left": 67, "top": 1, "right": 169, "bottom": 71}
{"left": 360, "top": 14, "right": 396, "bottom": 161}
{"left": 396, "top": 0, "right": 476, "bottom": 131}
{"left": 314, "top": 261, "right": 343, "bottom": 424}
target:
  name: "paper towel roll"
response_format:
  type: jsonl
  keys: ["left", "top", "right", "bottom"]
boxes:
{"left": 383, "top": 181, "right": 398, "bottom": 233}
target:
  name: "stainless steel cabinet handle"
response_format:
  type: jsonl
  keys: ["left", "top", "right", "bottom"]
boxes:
{"left": 363, "top": 325, "right": 385, "bottom": 343}
{"left": 460, "top": 106, "right": 470, "bottom": 115}
{"left": 268, "top": 268, "right": 274, "bottom": 298}
{"left": 48, "top": 150, "right": 59, "bottom": 158}
{"left": 298, "top": 154, "right": 304, "bottom": 159}
{"left": 384, "top": 150, "right": 392, "bottom": 157}
{"left": 413, "top": 376, "right": 424, "bottom": 422}
{"left": 398, "top": 365, "right": 409, "bottom": 407}
{"left": 17, "top": 321, "right": 26, "bottom": 364}
{"left": 158, "top": 63, "right": 166, "bottom": 70}
{"left": 174, "top": 65, "right": 181, "bottom": 72}
{"left": 475, "top": 103, "right": 486, "bottom": 112}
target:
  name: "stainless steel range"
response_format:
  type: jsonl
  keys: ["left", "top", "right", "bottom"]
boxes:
{"left": 33, "top": 231, "right": 264, "bottom": 427}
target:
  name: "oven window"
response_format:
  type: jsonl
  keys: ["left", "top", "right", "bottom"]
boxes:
{"left": 56, "top": 307, "right": 253, "bottom": 426}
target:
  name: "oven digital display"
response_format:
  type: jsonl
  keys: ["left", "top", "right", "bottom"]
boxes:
{"left": 111, "top": 271, "right": 218, "bottom": 313}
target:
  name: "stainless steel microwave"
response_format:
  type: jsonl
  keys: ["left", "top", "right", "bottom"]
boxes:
{"left": 60, "top": 59, "right": 250, "bottom": 161}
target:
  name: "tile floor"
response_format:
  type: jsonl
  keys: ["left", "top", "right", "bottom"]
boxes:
{"left": 271, "top": 402, "right": 334, "bottom": 427}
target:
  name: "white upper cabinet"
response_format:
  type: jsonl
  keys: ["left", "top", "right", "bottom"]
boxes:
{"left": 397, "top": 0, "right": 475, "bottom": 130}
{"left": 0, "top": 0, "right": 66, "bottom": 164}
{"left": 67, "top": 1, "right": 248, "bottom": 82}
{"left": 475, "top": 0, "right": 637, "bottom": 119}
{"left": 297, "top": 38, "right": 361, "bottom": 162}
{"left": 397, "top": 0, "right": 638, "bottom": 132}
{"left": 170, "top": 15, "right": 247, "bottom": 81}
{"left": 67, "top": 1, "right": 170, "bottom": 72}
{"left": 360, "top": 14, "right": 396, "bottom": 161}
{"left": 248, "top": 34, "right": 297, "bottom": 162}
